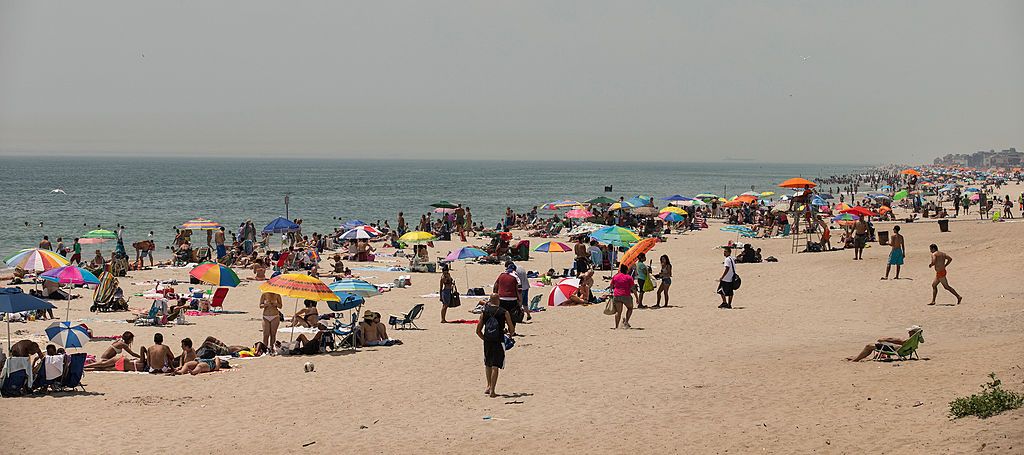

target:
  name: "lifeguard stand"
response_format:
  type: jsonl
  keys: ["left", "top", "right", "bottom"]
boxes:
{"left": 789, "top": 206, "right": 821, "bottom": 254}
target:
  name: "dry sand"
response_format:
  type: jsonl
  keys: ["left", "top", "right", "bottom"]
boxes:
{"left": 3, "top": 186, "right": 1023, "bottom": 454}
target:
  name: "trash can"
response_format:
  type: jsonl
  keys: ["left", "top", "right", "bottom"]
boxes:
{"left": 938, "top": 219, "right": 949, "bottom": 232}
{"left": 877, "top": 231, "right": 889, "bottom": 245}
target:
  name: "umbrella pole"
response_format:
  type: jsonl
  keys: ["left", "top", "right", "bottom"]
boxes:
{"left": 465, "top": 262, "right": 470, "bottom": 290}
{"left": 66, "top": 286, "right": 72, "bottom": 323}
{"left": 6, "top": 319, "right": 10, "bottom": 355}
{"left": 290, "top": 298, "right": 299, "bottom": 343}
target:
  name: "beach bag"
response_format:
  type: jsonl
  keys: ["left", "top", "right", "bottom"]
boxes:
{"left": 603, "top": 299, "right": 616, "bottom": 315}
{"left": 642, "top": 273, "right": 655, "bottom": 293}
{"left": 732, "top": 273, "right": 742, "bottom": 290}
{"left": 483, "top": 310, "right": 504, "bottom": 342}
{"left": 448, "top": 286, "right": 462, "bottom": 308}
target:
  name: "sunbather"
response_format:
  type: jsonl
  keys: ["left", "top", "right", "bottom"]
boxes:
{"left": 846, "top": 325, "right": 923, "bottom": 362}
{"left": 291, "top": 323, "right": 328, "bottom": 355}
{"left": 144, "top": 333, "right": 175, "bottom": 373}
{"left": 289, "top": 300, "right": 319, "bottom": 327}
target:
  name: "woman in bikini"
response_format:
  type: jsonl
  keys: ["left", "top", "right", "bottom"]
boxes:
{"left": 260, "top": 291, "right": 283, "bottom": 350}
{"left": 84, "top": 331, "right": 145, "bottom": 371}
{"left": 439, "top": 265, "right": 455, "bottom": 323}
{"left": 654, "top": 255, "right": 672, "bottom": 308}
{"left": 289, "top": 300, "right": 319, "bottom": 327}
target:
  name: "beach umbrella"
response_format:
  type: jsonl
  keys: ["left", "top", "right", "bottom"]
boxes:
{"left": 740, "top": 191, "right": 761, "bottom": 197}
{"left": 433, "top": 207, "right": 456, "bottom": 214}
{"left": 340, "top": 226, "right": 377, "bottom": 240}
{"left": 547, "top": 278, "right": 580, "bottom": 306}
{"left": 586, "top": 196, "right": 617, "bottom": 205}
{"left": 45, "top": 321, "right": 91, "bottom": 349}
{"left": 900, "top": 169, "right": 921, "bottom": 176}
{"left": 430, "top": 201, "right": 458, "bottom": 209}
{"left": 327, "top": 293, "right": 365, "bottom": 312}
{"left": 722, "top": 200, "right": 745, "bottom": 208}
{"left": 340, "top": 220, "right": 368, "bottom": 230}
{"left": 694, "top": 193, "right": 719, "bottom": 200}
{"left": 608, "top": 202, "right": 624, "bottom": 211}
{"left": 399, "top": 231, "right": 436, "bottom": 244}
{"left": 778, "top": 178, "right": 817, "bottom": 189}
{"left": 590, "top": 226, "right": 640, "bottom": 247}
{"left": 263, "top": 217, "right": 301, "bottom": 234}
{"left": 4, "top": 248, "right": 69, "bottom": 272}
{"left": 659, "top": 212, "right": 684, "bottom": 223}
{"left": 810, "top": 196, "right": 829, "bottom": 206}
{"left": 328, "top": 279, "right": 381, "bottom": 298}
{"left": 534, "top": 241, "right": 572, "bottom": 268}
{"left": 841, "top": 206, "right": 877, "bottom": 217}
{"left": 631, "top": 206, "right": 659, "bottom": 217}
{"left": 623, "top": 197, "right": 650, "bottom": 207}
{"left": 660, "top": 206, "right": 688, "bottom": 215}
{"left": 618, "top": 237, "right": 658, "bottom": 267}
{"left": 40, "top": 266, "right": 99, "bottom": 323}
{"left": 893, "top": 190, "right": 909, "bottom": 201}
{"left": 661, "top": 195, "right": 691, "bottom": 202}
{"left": 82, "top": 229, "right": 117, "bottom": 239}
{"left": 262, "top": 273, "right": 340, "bottom": 341}
{"left": 880, "top": 185, "right": 893, "bottom": 190}
{"left": 720, "top": 225, "right": 755, "bottom": 238}
{"left": 177, "top": 218, "right": 221, "bottom": 230}
{"left": 1, "top": 287, "right": 56, "bottom": 353}
{"left": 678, "top": 199, "right": 706, "bottom": 207}
{"left": 760, "top": 191, "right": 775, "bottom": 197}
{"left": 444, "top": 247, "right": 488, "bottom": 287}
{"left": 832, "top": 213, "right": 859, "bottom": 222}
{"left": 189, "top": 262, "right": 241, "bottom": 287}
{"left": 964, "top": 187, "right": 980, "bottom": 193}
{"left": 834, "top": 202, "right": 851, "bottom": 212}
{"left": 565, "top": 208, "right": 594, "bottom": 219}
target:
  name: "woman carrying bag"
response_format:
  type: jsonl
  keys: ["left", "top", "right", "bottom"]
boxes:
{"left": 439, "top": 264, "right": 459, "bottom": 323}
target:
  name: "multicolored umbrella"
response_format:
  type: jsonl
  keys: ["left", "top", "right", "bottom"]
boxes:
{"left": 534, "top": 241, "right": 572, "bottom": 268}
{"left": 834, "top": 202, "right": 851, "bottom": 212}
{"left": 178, "top": 218, "right": 221, "bottom": 230}
{"left": 618, "top": 237, "right": 658, "bottom": 267}
{"left": 260, "top": 273, "right": 340, "bottom": 302}
{"left": 340, "top": 226, "right": 380, "bottom": 240}
{"left": 328, "top": 279, "right": 381, "bottom": 298}
{"left": 45, "top": 321, "right": 91, "bottom": 348}
{"left": 41, "top": 266, "right": 100, "bottom": 285}
{"left": 4, "top": 248, "right": 69, "bottom": 272}
{"left": 660, "top": 206, "right": 688, "bottom": 215}
{"left": 82, "top": 229, "right": 117, "bottom": 239}
{"left": 547, "top": 278, "right": 580, "bottom": 306}
{"left": 590, "top": 226, "right": 640, "bottom": 247}
{"left": 778, "top": 177, "right": 817, "bottom": 189}
{"left": 832, "top": 213, "right": 859, "bottom": 222}
{"left": 659, "top": 212, "right": 684, "bottom": 222}
{"left": 565, "top": 208, "right": 594, "bottom": 219}
{"left": 399, "top": 231, "right": 436, "bottom": 244}
{"left": 190, "top": 262, "right": 241, "bottom": 287}
{"left": 444, "top": 247, "right": 488, "bottom": 287}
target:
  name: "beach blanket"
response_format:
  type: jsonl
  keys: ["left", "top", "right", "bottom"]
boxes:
{"left": 447, "top": 319, "right": 479, "bottom": 325}
{"left": 420, "top": 293, "right": 441, "bottom": 298}
{"left": 278, "top": 326, "right": 319, "bottom": 335}
{"left": 351, "top": 266, "right": 407, "bottom": 272}
{"left": 185, "top": 310, "right": 217, "bottom": 317}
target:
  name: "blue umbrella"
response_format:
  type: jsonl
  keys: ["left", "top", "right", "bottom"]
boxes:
{"left": 263, "top": 217, "right": 301, "bottom": 234}
{"left": 328, "top": 279, "right": 381, "bottom": 298}
{"left": 341, "top": 220, "right": 367, "bottom": 230}
{"left": 811, "top": 196, "right": 829, "bottom": 206}
{"left": 45, "top": 321, "right": 91, "bottom": 348}
{"left": 818, "top": 193, "right": 835, "bottom": 200}
{"left": 661, "top": 195, "right": 693, "bottom": 202}
{"left": 327, "top": 292, "right": 365, "bottom": 312}
{"left": 880, "top": 185, "right": 893, "bottom": 190}
{"left": 1, "top": 287, "right": 57, "bottom": 353}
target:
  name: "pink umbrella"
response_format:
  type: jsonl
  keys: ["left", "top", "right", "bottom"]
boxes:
{"left": 40, "top": 266, "right": 100, "bottom": 322}
{"left": 547, "top": 278, "right": 580, "bottom": 306}
{"left": 565, "top": 208, "right": 594, "bottom": 219}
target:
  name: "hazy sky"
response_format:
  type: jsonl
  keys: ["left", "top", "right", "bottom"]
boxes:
{"left": 1, "top": 1, "right": 1021, "bottom": 163}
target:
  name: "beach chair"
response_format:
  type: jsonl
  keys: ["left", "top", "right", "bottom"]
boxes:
{"left": 388, "top": 303, "right": 424, "bottom": 330}
{"left": 1, "top": 357, "right": 32, "bottom": 397}
{"left": 329, "top": 312, "right": 358, "bottom": 350}
{"left": 210, "top": 288, "right": 229, "bottom": 312}
{"left": 135, "top": 301, "right": 166, "bottom": 326}
{"left": 528, "top": 295, "right": 544, "bottom": 312}
{"left": 56, "top": 353, "right": 87, "bottom": 392}
{"left": 873, "top": 330, "right": 923, "bottom": 361}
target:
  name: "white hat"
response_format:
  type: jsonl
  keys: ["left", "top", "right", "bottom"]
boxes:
{"left": 906, "top": 325, "right": 922, "bottom": 332}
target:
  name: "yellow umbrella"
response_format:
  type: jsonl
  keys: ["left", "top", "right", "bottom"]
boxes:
{"left": 760, "top": 191, "right": 775, "bottom": 196}
{"left": 659, "top": 206, "right": 688, "bottom": 215}
{"left": 609, "top": 202, "right": 623, "bottom": 211}
{"left": 399, "top": 231, "right": 436, "bottom": 244}
{"left": 259, "top": 273, "right": 339, "bottom": 302}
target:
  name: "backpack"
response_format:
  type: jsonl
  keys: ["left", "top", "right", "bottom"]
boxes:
{"left": 483, "top": 308, "right": 504, "bottom": 342}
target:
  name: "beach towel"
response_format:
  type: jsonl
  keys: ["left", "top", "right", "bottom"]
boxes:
{"left": 2, "top": 357, "right": 34, "bottom": 387}
{"left": 44, "top": 355, "right": 66, "bottom": 380}
{"left": 447, "top": 319, "right": 479, "bottom": 324}
{"left": 278, "top": 326, "right": 319, "bottom": 335}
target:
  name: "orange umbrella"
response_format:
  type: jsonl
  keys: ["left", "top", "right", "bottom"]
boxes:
{"left": 722, "top": 200, "right": 746, "bottom": 208}
{"left": 779, "top": 177, "right": 817, "bottom": 189}
{"left": 878, "top": 206, "right": 892, "bottom": 214}
{"left": 734, "top": 194, "right": 758, "bottom": 204}
{"left": 900, "top": 169, "right": 921, "bottom": 176}
{"left": 618, "top": 238, "right": 658, "bottom": 267}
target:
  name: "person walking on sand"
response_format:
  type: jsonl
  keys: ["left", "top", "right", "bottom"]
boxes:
{"left": 718, "top": 247, "right": 737, "bottom": 309}
{"left": 882, "top": 225, "right": 905, "bottom": 280}
{"left": 476, "top": 294, "right": 515, "bottom": 398}
{"left": 610, "top": 263, "right": 636, "bottom": 329}
{"left": 439, "top": 264, "right": 455, "bottom": 323}
{"left": 654, "top": 254, "right": 672, "bottom": 308}
{"left": 852, "top": 216, "right": 868, "bottom": 260}
{"left": 928, "top": 244, "right": 962, "bottom": 305}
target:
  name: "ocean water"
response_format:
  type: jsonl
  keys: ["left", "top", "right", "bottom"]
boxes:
{"left": 0, "top": 157, "right": 866, "bottom": 256}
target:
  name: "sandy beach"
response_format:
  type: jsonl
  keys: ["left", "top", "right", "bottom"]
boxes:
{"left": 2, "top": 183, "right": 1022, "bottom": 454}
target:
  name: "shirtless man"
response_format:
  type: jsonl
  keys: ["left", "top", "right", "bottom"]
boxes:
{"left": 852, "top": 217, "right": 868, "bottom": 260}
{"left": 882, "top": 225, "right": 905, "bottom": 280}
{"left": 573, "top": 238, "right": 589, "bottom": 276}
{"left": 928, "top": 244, "right": 962, "bottom": 305}
{"left": 144, "top": 333, "right": 175, "bottom": 373}
{"left": 846, "top": 325, "right": 923, "bottom": 361}
{"left": 215, "top": 227, "right": 227, "bottom": 260}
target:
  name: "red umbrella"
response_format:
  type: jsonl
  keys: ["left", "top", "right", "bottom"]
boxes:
{"left": 841, "top": 206, "right": 877, "bottom": 217}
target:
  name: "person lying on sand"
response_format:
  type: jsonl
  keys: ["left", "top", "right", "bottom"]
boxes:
{"left": 846, "top": 325, "right": 923, "bottom": 362}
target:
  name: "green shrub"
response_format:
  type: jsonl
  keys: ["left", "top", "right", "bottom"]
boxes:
{"left": 949, "top": 373, "right": 1024, "bottom": 419}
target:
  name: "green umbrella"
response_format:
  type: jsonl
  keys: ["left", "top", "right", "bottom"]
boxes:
{"left": 82, "top": 229, "right": 117, "bottom": 239}
{"left": 893, "top": 190, "right": 909, "bottom": 201}
{"left": 430, "top": 201, "right": 458, "bottom": 209}
{"left": 586, "top": 196, "right": 616, "bottom": 205}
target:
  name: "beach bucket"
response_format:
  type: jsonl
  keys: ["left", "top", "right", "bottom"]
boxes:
{"left": 877, "top": 231, "right": 889, "bottom": 245}
{"left": 938, "top": 219, "right": 950, "bottom": 232}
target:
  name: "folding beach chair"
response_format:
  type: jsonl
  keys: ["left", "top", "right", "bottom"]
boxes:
{"left": 873, "top": 330, "right": 923, "bottom": 361}
{"left": 57, "top": 353, "right": 87, "bottom": 392}
{"left": 1, "top": 357, "right": 32, "bottom": 397}
{"left": 528, "top": 295, "right": 544, "bottom": 312}
{"left": 388, "top": 304, "right": 424, "bottom": 330}
{"left": 210, "top": 288, "right": 229, "bottom": 312}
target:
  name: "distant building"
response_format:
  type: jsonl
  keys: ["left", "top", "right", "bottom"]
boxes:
{"left": 933, "top": 147, "right": 1021, "bottom": 168}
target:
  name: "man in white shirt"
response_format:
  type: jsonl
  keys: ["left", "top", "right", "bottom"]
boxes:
{"left": 718, "top": 247, "right": 737, "bottom": 309}
{"left": 513, "top": 262, "right": 532, "bottom": 321}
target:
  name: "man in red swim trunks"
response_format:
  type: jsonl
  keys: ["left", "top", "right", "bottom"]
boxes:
{"left": 928, "top": 244, "right": 962, "bottom": 306}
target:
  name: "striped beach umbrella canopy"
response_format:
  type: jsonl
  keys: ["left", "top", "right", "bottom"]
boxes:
{"left": 260, "top": 273, "right": 339, "bottom": 302}
{"left": 45, "top": 321, "right": 91, "bottom": 348}
{"left": 834, "top": 202, "right": 851, "bottom": 212}
{"left": 694, "top": 193, "right": 719, "bottom": 200}
{"left": 659, "top": 212, "right": 684, "bottom": 222}
{"left": 41, "top": 266, "right": 100, "bottom": 285}
{"left": 328, "top": 279, "right": 381, "bottom": 298}
{"left": 399, "top": 231, "right": 436, "bottom": 244}
{"left": 340, "top": 226, "right": 380, "bottom": 240}
{"left": 660, "top": 206, "right": 688, "bottom": 215}
{"left": 190, "top": 262, "right": 241, "bottom": 287}
{"left": 547, "top": 278, "right": 580, "bottom": 306}
{"left": 590, "top": 226, "right": 640, "bottom": 247}
{"left": 178, "top": 218, "right": 221, "bottom": 230}
{"left": 5, "top": 248, "right": 69, "bottom": 272}
{"left": 534, "top": 241, "right": 572, "bottom": 253}
{"left": 618, "top": 237, "right": 658, "bottom": 267}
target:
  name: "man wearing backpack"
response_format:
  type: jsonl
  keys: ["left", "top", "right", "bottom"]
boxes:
{"left": 476, "top": 294, "right": 515, "bottom": 398}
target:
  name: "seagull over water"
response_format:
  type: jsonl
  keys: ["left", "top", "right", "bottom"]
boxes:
{"left": 801, "top": 56, "right": 810, "bottom": 62}
{"left": 51, "top": 188, "right": 67, "bottom": 194}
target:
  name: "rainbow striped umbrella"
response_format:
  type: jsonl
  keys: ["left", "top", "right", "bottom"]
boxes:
{"left": 178, "top": 218, "right": 222, "bottom": 230}
{"left": 660, "top": 206, "right": 688, "bottom": 215}
{"left": 589, "top": 226, "right": 640, "bottom": 247}
{"left": 534, "top": 241, "right": 572, "bottom": 268}
{"left": 399, "top": 231, "right": 436, "bottom": 244}
{"left": 190, "top": 262, "right": 241, "bottom": 287}
{"left": 260, "top": 273, "right": 339, "bottom": 301}
{"left": 444, "top": 247, "right": 488, "bottom": 287}
{"left": 5, "top": 248, "right": 70, "bottom": 272}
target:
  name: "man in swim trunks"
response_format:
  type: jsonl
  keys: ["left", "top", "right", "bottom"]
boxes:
{"left": 144, "top": 332, "right": 175, "bottom": 374}
{"left": 882, "top": 225, "right": 905, "bottom": 280}
{"left": 928, "top": 244, "right": 962, "bottom": 305}
{"left": 852, "top": 217, "right": 868, "bottom": 260}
